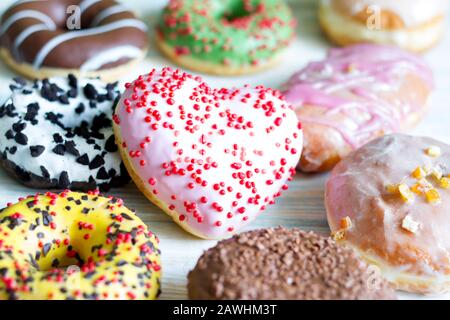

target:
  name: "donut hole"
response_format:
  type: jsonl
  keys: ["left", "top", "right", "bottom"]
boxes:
{"left": 220, "top": 1, "right": 263, "bottom": 23}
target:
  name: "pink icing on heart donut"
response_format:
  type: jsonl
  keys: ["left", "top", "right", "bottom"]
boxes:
{"left": 283, "top": 44, "right": 433, "bottom": 149}
{"left": 113, "top": 68, "right": 303, "bottom": 239}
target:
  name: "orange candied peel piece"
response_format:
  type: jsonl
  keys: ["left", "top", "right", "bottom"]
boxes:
{"left": 425, "top": 189, "right": 441, "bottom": 204}
{"left": 440, "top": 177, "right": 450, "bottom": 189}
{"left": 385, "top": 184, "right": 399, "bottom": 194}
{"left": 340, "top": 216, "right": 352, "bottom": 230}
{"left": 411, "top": 166, "right": 426, "bottom": 179}
{"left": 398, "top": 184, "right": 415, "bottom": 203}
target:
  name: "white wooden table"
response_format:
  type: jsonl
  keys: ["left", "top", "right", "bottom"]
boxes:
{"left": 0, "top": 0, "right": 449, "bottom": 300}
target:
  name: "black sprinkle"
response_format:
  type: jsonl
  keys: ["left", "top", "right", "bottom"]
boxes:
{"left": 42, "top": 243, "right": 52, "bottom": 257}
{"left": 12, "top": 122, "right": 26, "bottom": 132}
{"left": 75, "top": 103, "right": 85, "bottom": 114}
{"left": 51, "top": 259, "right": 60, "bottom": 268}
{"left": 58, "top": 94, "right": 69, "bottom": 105}
{"left": 53, "top": 133, "right": 64, "bottom": 143}
{"left": 14, "top": 132, "right": 28, "bottom": 145}
{"left": 40, "top": 166, "right": 50, "bottom": 178}
{"left": 68, "top": 88, "right": 78, "bottom": 98}
{"left": 105, "top": 134, "right": 118, "bottom": 152}
{"left": 24, "top": 103, "right": 39, "bottom": 122}
{"left": 41, "top": 85, "right": 58, "bottom": 102}
{"left": 84, "top": 84, "right": 98, "bottom": 100}
{"left": 76, "top": 154, "right": 89, "bottom": 165}
{"left": 64, "top": 140, "right": 80, "bottom": 157}
{"left": 5, "top": 130, "right": 14, "bottom": 140}
{"left": 58, "top": 171, "right": 70, "bottom": 188}
{"left": 89, "top": 101, "right": 97, "bottom": 109}
{"left": 89, "top": 155, "right": 104, "bottom": 170}
{"left": 96, "top": 167, "right": 109, "bottom": 180}
{"left": 68, "top": 74, "right": 78, "bottom": 88}
{"left": 121, "top": 213, "right": 133, "bottom": 221}
{"left": 52, "top": 144, "right": 65, "bottom": 155}
{"left": 30, "top": 145, "right": 45, "bottom": 157}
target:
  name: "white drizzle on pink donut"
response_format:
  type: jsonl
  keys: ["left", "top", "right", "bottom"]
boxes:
{"left": 283, "top": 44, "right": 433, "bottom": 149}
{"left": 114, "top": 68, "right": 303, "bottom": 239}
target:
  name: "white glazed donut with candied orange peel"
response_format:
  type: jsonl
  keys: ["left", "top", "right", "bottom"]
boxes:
{"left": 113, "top": 68, "right": 303, "bottom": 240}
{"left": 325, "top": 134, "right": 450, "bottom": 294}
{"left": 319, "top": 0, "right": 449, "bottom": 52}
{"left": 283, "top": 43, "right": 433, "bottom": 173}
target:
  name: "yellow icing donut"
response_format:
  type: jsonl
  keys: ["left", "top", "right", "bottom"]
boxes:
{"left": 0, "top": 190, "right": 161, "bottom": 300}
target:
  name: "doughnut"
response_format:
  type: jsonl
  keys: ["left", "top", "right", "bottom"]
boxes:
{"left": 113, "top": 67, "right": 303, "bottom": 239}
{"left": 0, "top": 0, "right": 148, "bottom": 81}
{"left": 319, "top": 0, "right": 449, "bottom": 52}
{"left": 0, "top": 190, "right": 161, "bottom": 300}
{"left": 282, "top": 44, "right": 433, "bottom": 173}
{"left": 156, "top": 0, "right": 296, "bottom": 75}
{"left": 0, "top": 75, "right": 130, "bottom": 191}
{"left": 188, "top": 227, "right": 397, "bottom": 300}
{"left": 325, "top": 134, "right": 450, "bottom": 294}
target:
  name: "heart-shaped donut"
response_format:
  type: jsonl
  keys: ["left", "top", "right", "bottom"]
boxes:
{"left": 113, "top": 68, "right": 303, "bottom": 239}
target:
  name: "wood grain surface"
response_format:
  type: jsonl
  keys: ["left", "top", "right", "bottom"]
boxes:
{"left": 0, "top": 0, "right": 449, "bottom": 300}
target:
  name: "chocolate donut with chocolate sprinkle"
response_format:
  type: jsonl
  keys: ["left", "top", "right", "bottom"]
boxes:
{"left": 0, "top": 75, "right": 130, "bottom": 191}
{"left": 188, "top": 227, "right": 397, "bottom": 300}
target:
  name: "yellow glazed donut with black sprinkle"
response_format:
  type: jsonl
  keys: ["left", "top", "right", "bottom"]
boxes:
{"left": 0, "top": 190, "right": 161, "bottom": 300}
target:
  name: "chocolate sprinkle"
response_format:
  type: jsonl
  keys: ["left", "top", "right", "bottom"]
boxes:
{"left": 188, "top": 227, "right": 397, "bottom": 300}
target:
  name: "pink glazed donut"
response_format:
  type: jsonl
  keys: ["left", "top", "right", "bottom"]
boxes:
{"left": 113, "top": 68, "right": 303, "bottom": 239}
{"left": 283, "top": 44, "right": 433, "bottom": 172}
{"left": 326, "top": 134, "right": 450, "bottom": 294}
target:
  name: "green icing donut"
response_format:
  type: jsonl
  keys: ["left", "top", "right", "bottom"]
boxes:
{"left": 157, "top": 0, "right": 296, "bottom": 68}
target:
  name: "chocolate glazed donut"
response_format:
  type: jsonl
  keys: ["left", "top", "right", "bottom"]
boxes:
{"left": 0, "top": 0, "right": 149, "bottom": 81}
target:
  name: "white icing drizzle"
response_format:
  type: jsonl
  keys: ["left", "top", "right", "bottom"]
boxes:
{"left": 79, "top": 0, "right": 102, "bottom": 13}
{"left": 13, "top": 23, "right": 53, "bottom": 51}
{"left": 80, "top": 45, "right": 143, "bottom": 71}
{"left": 12, "top": 0, "right": 47, "bottom": 5}
{"left": 32, "top": 19, "right": 148, "bottom": 69}
{"left": 90, "top": 4, "right": 129, "bottom": 27}
{"left": 0, "top": 9, "right": 56, "bottom": 35}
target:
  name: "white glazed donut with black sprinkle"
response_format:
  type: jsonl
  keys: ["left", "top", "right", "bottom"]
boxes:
{"left": 0, "top": 75, "right": 130, "bottom": 191}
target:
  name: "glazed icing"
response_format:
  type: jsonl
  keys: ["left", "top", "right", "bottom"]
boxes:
{"left": 325, "top": 134, "right": 450, "bottom": 292}
{"left": 157, "top": 0, "right": 295, "bottom": 67}
{"left": 327, "top": 0, "right": 449, "bottom": 27}
{"left": 115, "top": 68, "right": 303, "bottom": 239}
{"left": 0, "top": 0, "right": 148, "bottom": 71}
{"left": 283, "top": 44, "right": 433, "bottom": 149}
